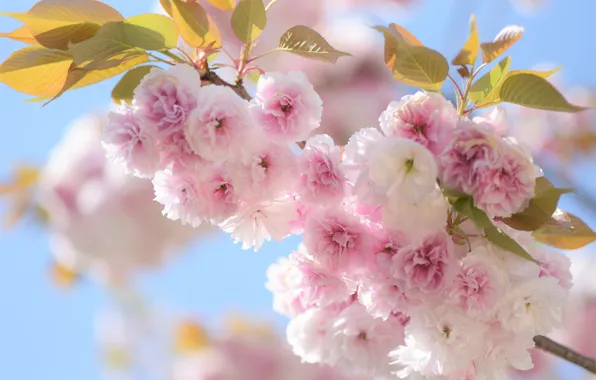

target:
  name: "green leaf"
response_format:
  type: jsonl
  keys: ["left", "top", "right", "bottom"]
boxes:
{"left": 71, "top": 14, "right": 178, "bottom": 67}
{"left": 231, "top": 0, "right": 267, "bottom": 44}
{"left": 452, "top": 14, "right": 479, "bottom": 66}
{"left": 278, "top": 25, "right": 350, "bottom": 63}
{"left": 453, "top": 196, "right": 493, "bottom": 229}
{"left": 500, "top": 72, "right": 588, "bottom": 112}
{"left": 0, "top": 26, "right": 38, "bottom": 44}
{"left": 1, "top": 0, "right": 123, "bottom": 50}
{"left": 471, "top": 65, "right": 561, "bottom": 107}
{"left": 111, "top": 65, "right": 158, "bottom": 104}
{"left": 502, "top": 177, "right": 572, "bottom": 231}
{"left": 171, "top": 0, "right": 221, "bottom": 48}
{"left": 480, "top": 25, "right": 523, "bottom": 64}
{"left": 469, "top": 56, "right": 511, "bottom": 105}
{"left": 377, "top": 25, "right": 448, "bottom": 91}
{"left": 485, "top": 224, "right": 537, "bottom": 262}
{"left": 533, "top": 210, "right": 596, "bottom": 250}
{"left": 0, "top": 45, "right": 72, "bottom": 97}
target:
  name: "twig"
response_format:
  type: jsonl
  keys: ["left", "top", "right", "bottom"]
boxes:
{"left": 534, "top": 335, "right": 596, "bottom": 374}
{"left": 201, "top": 70, "right": 252, "bottom": 101}
{"left": 447, "top": 74, "right": 464, "bottom": 105}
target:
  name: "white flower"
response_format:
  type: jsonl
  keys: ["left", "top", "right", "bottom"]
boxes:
{"left": 390, "top": 306, "right": 486, "bottom": 377}
{"left": 474, "top": 329, "right": 534, "bottom": 380}
{"left": 382, "top": 186, "right": 448, "bottom": 238}
{"left": 329, "top": 303, "right": 404, "bottom": 375}
{"left": 369, "top": 138, "right": 438, "bottom": 203}
{"left": 286, "top": 307, "right": 336, "bottom": 364}
{"left": 219, "top": 198, "right": 298, "bottom": 251}
{"left": 497, "top": 276, "right": 567, "bottom": 336}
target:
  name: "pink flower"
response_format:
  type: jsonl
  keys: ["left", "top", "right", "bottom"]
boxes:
{"left": 185, "top": 86, "right": 253, "bottom": 162}
{"left": 472, "top": 106, "right": 510, "bottom": 137}
{"left": 361, "top": 225, "right": 407, "bottom": 278}
{"left": 329, "top": 302, "right": 405, "bottom": 375}
{"left": 152, "top": 164, "right": 204, "bottom": 227}
{"left": 227, "top": 138, "right": 298, "bottom": 201}
{"left": 158, "top": 129, "right": 205, "bottom": 170}
{"left": 303, "top": 207, "right": 369, "bottom": 273}
{"left": 134, "top": 65, "right": 200, "bottom": 137}
{"left": 358, "top": 276, "right": 411, "bottom": 320}
{"left": 532, "top": 248, "right": 573, "bottom": 290}
{"left": 297, "top": 134, "right": 347, "bottom": 205}
{"left": 392, "top": 231, "right": 456, "bottom": 295}
{"left": 195, "top": 164, "right": 240, "bottom": 224}
{"left": 447, "top": 247, "right": 509, "bottom": 318}
{"left": 379, "top": 92, "right": 457, "bottom": 155}
{"left": 473, "top": 140, "right": 535, "bottom": 217}
{"left": 266, "top": 256, "right": 306, "bottom": 317}
{"left": 250, "top": 71, "right": 323, "bottom": 143}
{"left": 103, "top": 106, "right": 160, "bottom": 178}
{"left": 286, "top": 245, "right": 357, "bottom": 309}
{"left": 220, "top": 197, "right": 299, "bottom": 251}
{"left": 437, "top": 119, "right": 501, "bottom": 194}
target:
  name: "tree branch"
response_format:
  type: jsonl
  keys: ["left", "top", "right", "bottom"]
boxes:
{"left": 534, "top": 335, "right": 596, "bottom": 374}
{"left": 201, "top": 70, "right": 252, "bottom": 101}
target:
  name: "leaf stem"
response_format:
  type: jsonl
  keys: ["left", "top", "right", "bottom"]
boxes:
{"left": 147, "top": 52, "right": 175, "bottom": 66}
{"left": 247, "top": 48, "right": 281, "bottom": 63}
{"left": 160, "top": 50, "right": 185, "bottom": 63}
{"left": 459, "top": 63, "right": 488, "bottom": 116}
{"left": 534, "top": 335, "right": 596, "bottom": 374}
{"left": 447, "top": 74, "right": 465, "bottom": 105}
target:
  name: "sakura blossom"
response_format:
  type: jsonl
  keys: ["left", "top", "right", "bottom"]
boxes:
{"left": 100, "top": 61, "right": 573, "bottom": 379}
{"left": 250, "top": 71, "right": 323, "bottom": 144}
{"left": 39, "top": 114, "right": 195, "bottom": 284}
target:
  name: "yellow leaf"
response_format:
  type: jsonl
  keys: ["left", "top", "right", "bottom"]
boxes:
{"left": 278, "top": 25, "right": 351, "bottom": 64}
{"left": 71, "top": 14, "right": 177, "bottom": 67}
{"left": 0, "top": 26, "right": 38, "bottom": 44}
{"left": 160, "top": 0, "right": 173, "bottom": 17}
{"left": 171, "top": 0, "right": 221, "bottom": 48}
{"left": 175, "top": 320, "right": 210, "bottom": 353}
{"left": 480, "top": 25, "right": 523, "bottom": 64}
{"left": 39, "top": 52, "right": 149, "bottom": 104}
{"left": 500, "top": 72, "right": 587, "bottom": 112}
{"left": 50, "top": 262, "right": 79, "bottom": 288}
{"left": 453, "top": 14, "right": 479, "bottom": 66}
{"left": 207, "top": 0, "right": 235, "bottom": 11}
{"left": 0, "top": 46, "right": 72, "bottom": 97}
{"left": 111, "top": 65, "right": 159, "bottom": 104}
{"left": 1, "top": 0, "right": 123, "bottom": 50}
{"left": 533, "top": 210, "right": 596, "bottom": 249}
{"left": 231, "top": 0, "right": 266, "bottom": 44}
{"left": 469, "top": 56, "right": 511, "bottom": 105}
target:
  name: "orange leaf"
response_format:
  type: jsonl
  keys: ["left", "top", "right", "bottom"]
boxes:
{"left": 480, "top": 25, "right": 523, "bottom": 64}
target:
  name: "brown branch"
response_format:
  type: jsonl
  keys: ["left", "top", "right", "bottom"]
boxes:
{"left": 534, "top": 335, "right": 596, "bottom": 374}
{"left": 201, "top": 70, "right": 252, "bottom": 101}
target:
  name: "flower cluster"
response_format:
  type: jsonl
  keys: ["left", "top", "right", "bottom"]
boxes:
{"left": 38, "top": 114, "right": 196, "bottom": 283}
{"left": 103, "top": 63, "right": 571, "bottom": 379}
{"left": 173, "top": 319, "right": 369, "bottom": 380}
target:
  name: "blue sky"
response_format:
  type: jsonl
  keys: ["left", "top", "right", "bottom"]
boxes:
{"left": 0, "top": 0, "right": 595, "bottom": 379}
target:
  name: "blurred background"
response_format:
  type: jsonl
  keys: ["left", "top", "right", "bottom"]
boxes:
{"left": 0, "top": 0, "right": 595, "bottom": 379}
